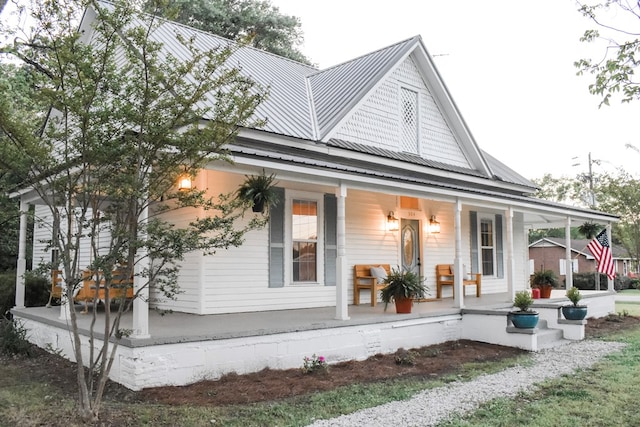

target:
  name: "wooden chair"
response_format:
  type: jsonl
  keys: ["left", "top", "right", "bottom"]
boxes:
{"left": 46, "top": 269, "right": 64, "bottom": 307}
{"left": 353, "top": 264, "right": 390, "bottom": 306}
{"left": 435, "top": 264, "right": 481, "bottom": 299}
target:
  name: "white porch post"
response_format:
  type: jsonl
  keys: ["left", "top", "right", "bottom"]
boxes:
{"left": 453, "top": 199, "right": 464, "bottom": 309}
{"left": 14, "top": 199, "right": 28, "bottom": 309}
{"left": 607, "top": 224, "right": 614, "bottom": 292}
{"left": 565, "top": 217, "right": 573, "bottom": 289}
{"left": 505, "top": 207, "right": 515, "bottom": 301}
{"left": 132, "top": 201, "right": 150, "bottom": 338}
{"left": 335, "top": 184, "right": 349, "bottom": 320}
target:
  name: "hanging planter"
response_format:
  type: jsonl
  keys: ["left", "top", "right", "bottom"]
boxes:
{"left": 236, "top": 170, "right": 279, "bottom": 214}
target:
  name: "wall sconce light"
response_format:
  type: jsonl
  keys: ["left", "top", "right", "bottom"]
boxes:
{"left": 387, "top": 211, "right": 399, "bottom": 232}
{"left": 428, "top": 215, "right": 441, "bottom": 234}
{"left": 178, "top": 175, "right": 192, "bottom": 191}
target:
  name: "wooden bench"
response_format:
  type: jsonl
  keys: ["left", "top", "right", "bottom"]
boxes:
{"left": 46, "top": 267, "right": 134, "bottom": 313}
{"left": 435, "top": 264, "right": 481, "bottom": 299}
{"left": 353, "top": 264, "right": 390, "bottom": 306}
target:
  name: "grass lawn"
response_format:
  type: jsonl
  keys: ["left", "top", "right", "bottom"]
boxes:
{"left": 439, "top": 320, "right": 640, "bottom": 427}
{"left": 618, "top": 289, "right": 640, "bottom": 295}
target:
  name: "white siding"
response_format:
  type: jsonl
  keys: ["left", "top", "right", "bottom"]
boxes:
{"left": 334, "top": 56, "right": 471, "bottom": 168}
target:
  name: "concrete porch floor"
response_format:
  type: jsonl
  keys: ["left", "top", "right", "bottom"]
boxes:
{"left": 13, "top": 289, "right": 601, "bottom": 348}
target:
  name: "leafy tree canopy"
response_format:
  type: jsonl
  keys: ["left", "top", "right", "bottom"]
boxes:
{"left": 0, "top": 0, "right": 268, "bottom": 420}
{"left": 575, "top": 1, "right": 640, "bottom": 106}
{"left": 145, "top": 0, "right": 312, "bottom": 64}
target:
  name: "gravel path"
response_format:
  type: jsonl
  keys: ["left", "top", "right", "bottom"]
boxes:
{"left": 306, "top": 340, "right": 626, "bottom": 427}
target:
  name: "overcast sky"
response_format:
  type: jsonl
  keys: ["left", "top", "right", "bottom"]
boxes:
{"left": 271, "top": 0, "right": 639, "bottom": 181}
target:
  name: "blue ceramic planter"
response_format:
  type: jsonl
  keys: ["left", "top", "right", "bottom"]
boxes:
{"left": 509, "top": 311, "right": 539, "bottom": 329}
{"left": 562, "top": 306, "right": 588, "bottom": 320}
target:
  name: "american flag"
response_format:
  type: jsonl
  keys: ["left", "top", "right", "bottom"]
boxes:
{"left": 587, "top": 229, "right": 616, "bottom": 280}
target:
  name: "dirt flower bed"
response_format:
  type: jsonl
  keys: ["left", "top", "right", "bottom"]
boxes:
{"left": 5, "top": 313, "right": 640, "bottom": 408}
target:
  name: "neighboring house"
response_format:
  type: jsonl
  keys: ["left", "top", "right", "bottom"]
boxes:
{"left": 12, "top": 3, "right": 619, "bottom": 390}
{"left": 529, "top": 237, "right": 634, "bottom": 282}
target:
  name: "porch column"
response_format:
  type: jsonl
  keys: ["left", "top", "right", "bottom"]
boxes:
{"left": 565, "top": 217, "right": 573, "bottom": 289}
{"left": 505, "top": 207, "right": 515, "bottom": 301}
{"left": 14, "top": 199, "right": 28, "bottom": 309}
{"left": 132, "top": 201, "right": 150, "bottom": 338}
{"left": 453, "top": 199, "right": 464, "bottom": 309}
{"left": 335, "top": 184, "right": 349, "bottom": 320}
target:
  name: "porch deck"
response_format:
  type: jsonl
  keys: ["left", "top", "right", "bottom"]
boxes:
{"left": 13, "top": 290, "right": 604, "bottom": 348}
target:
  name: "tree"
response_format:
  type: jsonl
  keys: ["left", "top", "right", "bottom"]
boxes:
{"left": 0, "top": 63, "right": 45, "bottom": 271}
{"left": 145, "top": 0, "right": 311, "bottom": 64}
{"left": 575, "top": 1, "right": 640, "bottom": 106}
{"left": 0, "top": 0, "right": 267, "bottom": 421}
{"left": 594, "top": 171, "right": 640, "bottom": 271}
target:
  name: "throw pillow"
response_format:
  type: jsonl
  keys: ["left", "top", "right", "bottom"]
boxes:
{"left": 370, "top": 266, "right": 387, "bottom": 284}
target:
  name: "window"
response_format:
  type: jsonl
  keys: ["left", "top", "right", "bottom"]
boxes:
{"left": 480, "top": 218, "right": 495, "bottom": 276}
{"left": 400, "top": 87, "right": 418, "bottom": 153}
{"left": 269, "top": 189, "right": 336, "bottom": 288}
{"left": 292, "top": 199, "right": 318, "bottom": 282}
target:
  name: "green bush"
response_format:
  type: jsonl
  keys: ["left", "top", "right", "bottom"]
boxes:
{"left": 0, "top": 271, "right": 50, "bottom": 318}
{"left": 571, "top": 272, "right": 624, "bottom": 291}
{"left": 0, "top": 318, "right": 33, "bottom": 356}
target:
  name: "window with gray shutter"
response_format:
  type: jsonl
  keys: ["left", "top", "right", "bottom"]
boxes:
{"left": 268, "top": 187, "right": 285, "bottom": 287}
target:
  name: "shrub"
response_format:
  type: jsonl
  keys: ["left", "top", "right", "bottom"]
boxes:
{"left": 394, "top": 348, "right": 417, "bottom": 366}
{"left": 301, "top": 354, "right": 329, "bottom": 374}
{"left": 571, "top": 272, "right": 624, "bottom": 291}
{"left": 0, "top": 271, "right": 51, "bottom": 318}
{"left": 0, "top": 318, "right": 33, "bottom": 356}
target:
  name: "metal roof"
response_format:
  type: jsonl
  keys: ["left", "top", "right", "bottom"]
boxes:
{"left": 90, "top": 3, "right": 549, "bottom": 198}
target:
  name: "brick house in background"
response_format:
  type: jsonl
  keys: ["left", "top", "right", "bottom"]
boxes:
{"left": 529, "top": 237, "right": 634, "bottom": 283}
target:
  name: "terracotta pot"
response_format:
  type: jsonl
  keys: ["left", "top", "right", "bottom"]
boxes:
{"left": 394, "top": 297, "right": 412, "bottom": 314}
{"left": 538, "top": 285, "right": 552, "bottom": 298}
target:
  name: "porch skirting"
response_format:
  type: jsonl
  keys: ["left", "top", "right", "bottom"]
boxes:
{"left": 15, "top": 313, "right": 463, "bottom": 391}
{"left": 12, "top": 291, "right": 615, "bottom": 391}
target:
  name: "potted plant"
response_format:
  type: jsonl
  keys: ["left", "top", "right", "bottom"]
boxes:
{"left": 236, "top": 170, "right": 278, "bottom": 213}
{"left": 509, "top": 290, "right": 539, "bottom": 328}
{"left": 530, "top": 269, "right": 558, "bottom": 299}
{"left": 562, "top": 286, "right": 588, "bottom": 320}
{"left": 380, "top": 267, "right": 428, "bottom": 314}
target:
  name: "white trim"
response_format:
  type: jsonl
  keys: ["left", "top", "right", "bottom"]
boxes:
{"left": 284, "top": 189, "right": 325, "bottom": 286}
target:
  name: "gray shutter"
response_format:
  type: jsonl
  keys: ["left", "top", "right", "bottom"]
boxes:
{"left": 269, "top": 187, "right": 285, "bottom": 287}
{"left": 470, "top": 211, "right": 479, "bottom": 274}
{"left": 324, "top": 194, "right": 337, "bottom": 286}
{"left": 495, "top": 214, "right": 504, "bottom": 278}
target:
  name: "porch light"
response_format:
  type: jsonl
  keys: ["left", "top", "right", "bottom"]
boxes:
{"left": 387, "top": 211, "right": 399, "bottom": 232}
{"left": 178, "top": 175, "right": 192, "bottom": 191}
{"left": 428, "top": 215, "right": 441, "bottom": 234}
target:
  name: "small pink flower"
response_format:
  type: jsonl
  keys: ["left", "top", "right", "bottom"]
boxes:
{"left": 318, "top": 356, "right": 325, "bottom": 362}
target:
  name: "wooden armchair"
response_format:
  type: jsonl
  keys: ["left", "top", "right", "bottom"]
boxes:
{"left": 435, "top": 264, "right": 481, "bottom": 299}
{"left": 353, "top": 264, "right": 391, "bottom": 306}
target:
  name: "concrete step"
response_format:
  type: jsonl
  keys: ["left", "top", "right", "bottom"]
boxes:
{"left": 536, "top": 327, "right": 565, "bottom": 350}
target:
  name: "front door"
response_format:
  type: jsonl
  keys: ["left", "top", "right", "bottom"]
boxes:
{"left": 401, "top": 219, "right": 421, "bottom": 275}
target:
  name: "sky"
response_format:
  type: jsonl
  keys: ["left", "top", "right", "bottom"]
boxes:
{"left": 1, "top": 1, "right": 637, "bottom": 181}
{"left": 270, "top": 0, "right": 639, "bottom": 181}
